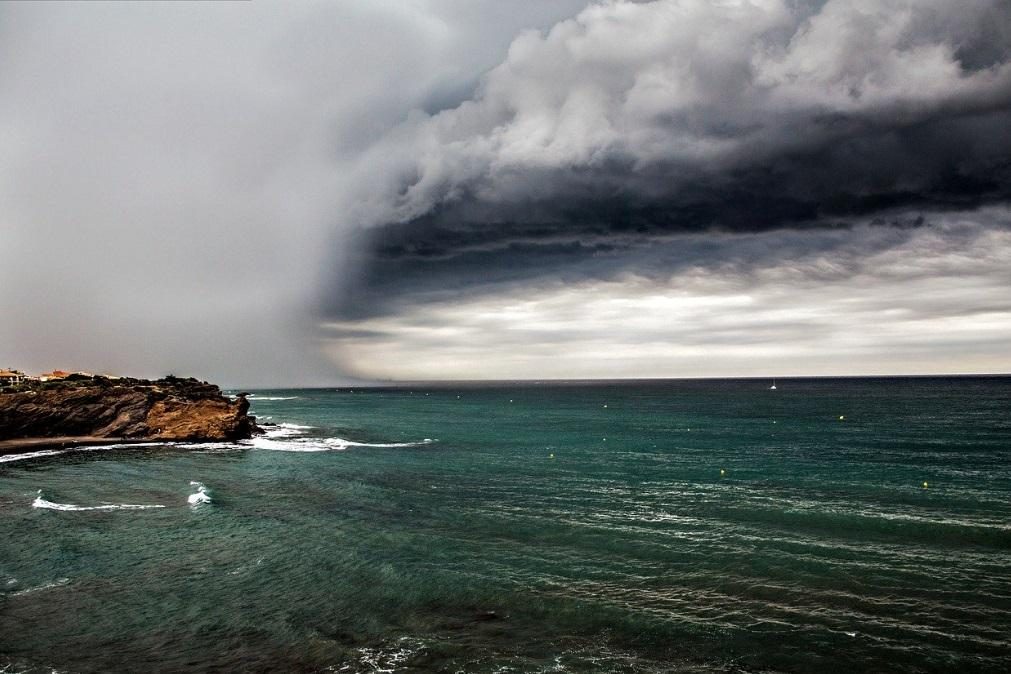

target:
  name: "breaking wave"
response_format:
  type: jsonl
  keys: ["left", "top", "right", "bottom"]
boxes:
{"left": 10, "top": 577, "right": 71, "bottom": 597}
{"left": 261, "top": 423, "right": 315, "bottom": 439}
{"left": 32, "top": 490, "right": 166, "bottom": 511}
{"left": 252, "top": 436, "right": 434, "bottom": 452}
{"left": 188, "top": 481, "right": 212, "bottom": 506}
{"left": 344, "top": 637, "right": 428, "bottom": 673}
{"left": 0, "top": 449, "right": 69, "bottom": 464}
{"left": 251, "top": 423, "right": 434, "bottom": 453}
{"left": 0, "top": 442, "right": 166, "bottom": 464}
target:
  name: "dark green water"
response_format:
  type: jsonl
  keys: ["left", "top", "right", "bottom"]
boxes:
{"left": 2, "top": 378, "right": 1010, "bottom": 672}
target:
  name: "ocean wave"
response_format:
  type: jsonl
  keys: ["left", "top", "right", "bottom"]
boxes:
{"left": 0, "top": 449, "right": 69, "bottom": 464}
{"left": 344, "top": 637, "right": 428, "bottom": 673}
{"left": 1, "top": 441, "right": 238, "bottom": 464}
{"left": 246, "top": 395, "right": 300, "bottom": 401}
{"left": 0, "top": 443, "right": 165, "bottom": 464}
{"left": 251, "top": 436, "right": 435, "bottom": 453}
{"left": 10, "top": 577, "right": 70, "bottom": 597}
{"left": 250, "top": 437, "right": 333, "bottom": 452}
{"left": 82, "top": 442, "right": 167, "bottom": 450}
{"left": 32, "top": 490, "right": 166, "bottom": 511}
{"left": 262, "top": 423, "right": 315, "bottom": 439}
{"left": 188, "top": 481, "right": 212, "bottom": 506}
{"left": 337, "top": 437, "right": 435, "bottom": 449}
{"left": 188, "top": 443, "right": 245, "bottom": 453}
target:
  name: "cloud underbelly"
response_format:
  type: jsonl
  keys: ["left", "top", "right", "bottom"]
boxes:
{"left": 321, "top": 0, "right": 1011, "bottom": 378}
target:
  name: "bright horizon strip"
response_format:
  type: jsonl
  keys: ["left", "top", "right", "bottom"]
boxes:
{"left": 323, "top": 223, "right": 1011, "bottom": 381}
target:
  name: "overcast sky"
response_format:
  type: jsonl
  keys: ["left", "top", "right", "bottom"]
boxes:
{"left": 2, "top": 1, "right": 1009, "bottom": 385}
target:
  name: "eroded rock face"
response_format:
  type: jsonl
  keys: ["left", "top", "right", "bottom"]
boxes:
{"left": 0, "top": 377, "right": 260, "bottom": 441}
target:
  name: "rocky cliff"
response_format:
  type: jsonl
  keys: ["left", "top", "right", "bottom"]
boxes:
{"left": 0, "top": 375, "right": 260, "bottom": 442}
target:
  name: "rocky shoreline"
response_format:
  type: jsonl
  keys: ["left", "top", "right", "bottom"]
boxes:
{"left": 0, "top": 375, "right": 260, "bottom": 456}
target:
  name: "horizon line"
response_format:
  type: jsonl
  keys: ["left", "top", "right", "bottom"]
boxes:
{"left": 230, "top": 372, "right": 1011, "bottom": 389}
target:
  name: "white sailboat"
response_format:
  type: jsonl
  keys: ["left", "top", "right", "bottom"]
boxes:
{"left": 769, "top": 379, "right": 777, "bottom": 390}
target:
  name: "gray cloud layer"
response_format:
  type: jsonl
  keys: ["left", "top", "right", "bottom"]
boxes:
{"left": 326, "top": 210, "right": 1011, "bottom": 380}
{"left": 329, "top": 0, "right": 1011, "bottom": 324}
{"left": 313, "top": 0, "right": 1011, "bottom": 380}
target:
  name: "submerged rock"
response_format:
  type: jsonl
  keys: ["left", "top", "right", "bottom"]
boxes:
{"left": 0, "top": 376, "right": 260, "bottom": 442}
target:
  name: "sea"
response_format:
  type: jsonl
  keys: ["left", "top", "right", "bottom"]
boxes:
{"left": 1, "top": 377, "right": 1009, "bottom": 673}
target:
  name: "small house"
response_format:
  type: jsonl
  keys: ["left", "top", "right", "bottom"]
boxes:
{"left": 0, "top": 369, "right": 25, "bottom": 386}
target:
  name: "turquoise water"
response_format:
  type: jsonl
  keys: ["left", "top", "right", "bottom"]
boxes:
{"left": 2, "top": 378, "right": 1010, "bottom": 672}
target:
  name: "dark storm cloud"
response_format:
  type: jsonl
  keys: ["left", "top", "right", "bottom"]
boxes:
{"left": 327, "top": 0, "right": 1011, "bottom": 321}
{"left": 322, "top": 211, "right": 1011, "bottom": 380}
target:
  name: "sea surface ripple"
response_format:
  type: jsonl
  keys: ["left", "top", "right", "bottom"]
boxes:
{"left": 1, "top": 377, "right": 1009, "bottom": 672}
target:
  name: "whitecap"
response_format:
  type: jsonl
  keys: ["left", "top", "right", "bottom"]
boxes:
{"left": 351, "top": 637, "right": 428, "bottom": 673}
{"left": 261, "top": 423, "right": 315, "bottom": 439}
{"left": 330, "top": 437, "right": 435, "bottom": 449}
{"left": 79, "top": 442, "right": 167, "bottom": 451}
{"left": 32, "top": 490, "right": 165, "bottom": 511}
{"left": 252, "top": 435, "right": 434, "bottom": 453}
{"left": 1, "top": 442, "right": 171, "bottom": 465}
{"left": 0, "top": 449, "right": 70, "bottom": 464}
{"left": 250, "top": 437, "right": 332, "bottom": 452}
{"left": 188, "top": 481, "right": 212, "bottom": 505}
{"left": 10, "top": 577, "right": 70, "bottom": 597}
{"left": 186, "top": 442, "right": 245, "bottom": 453}
{"left": 3, "top": 442, "right": 246, "bottom": 464}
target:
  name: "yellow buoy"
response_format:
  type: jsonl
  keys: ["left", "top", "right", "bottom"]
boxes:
{"left": 922, "top": 481, "right": 929, "bottom": 489}
{"left": 549, "top": 453, "right": 555, "bottom": 459}
{"left": 720, "top": 469, "right": 726, "bottom": 477}
{"left": 838, "top": 415, "right": 845, "bottom": 421}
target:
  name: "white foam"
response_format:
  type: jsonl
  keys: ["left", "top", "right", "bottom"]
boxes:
{"left": 352, "top": 637, "right": 427, "bottom": 674}
{"left": 1, "top": 441, "right": 242, "bottom": 464}
{"left": 251, "top": 435, "right": 434, "bottom": 453}
{"left": 80, "top": 442, "right": 166, "bottom": 451}
{"left": 32, "top": 490, "right": 165, "bottom": 511}
{"left": 188, "top": 481, "right": 212, "bottom": 505}
{"left": 261, "top": 423, "right": 315, "bottom": 439}
{"left": 186, "top": 442, "right": 245, "bottom": 453}
{"left": 250, "top": 437, "right": 332, "bottom": 452}
{"left": 1, "top": 442, "right": 163, "bottom": 466}
{"left": 10, "top": 577, "right": 70, "bottom": 597}
{"left": 333, "top": 437, "right": 435, "bottom": 449}
{"left": 246, "top": 395, "right": 299, "bottom": 401}
{"left": 0, "top": 449, "right": 69, "bottom": 464}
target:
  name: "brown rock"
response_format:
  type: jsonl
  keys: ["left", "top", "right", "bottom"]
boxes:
{"left": 0, "top": 376, "right": 260, "bottom": 443}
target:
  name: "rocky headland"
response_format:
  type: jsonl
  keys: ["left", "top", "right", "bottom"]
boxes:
{"left": 0, "top": 374, "right": 260, "bottom": 455}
